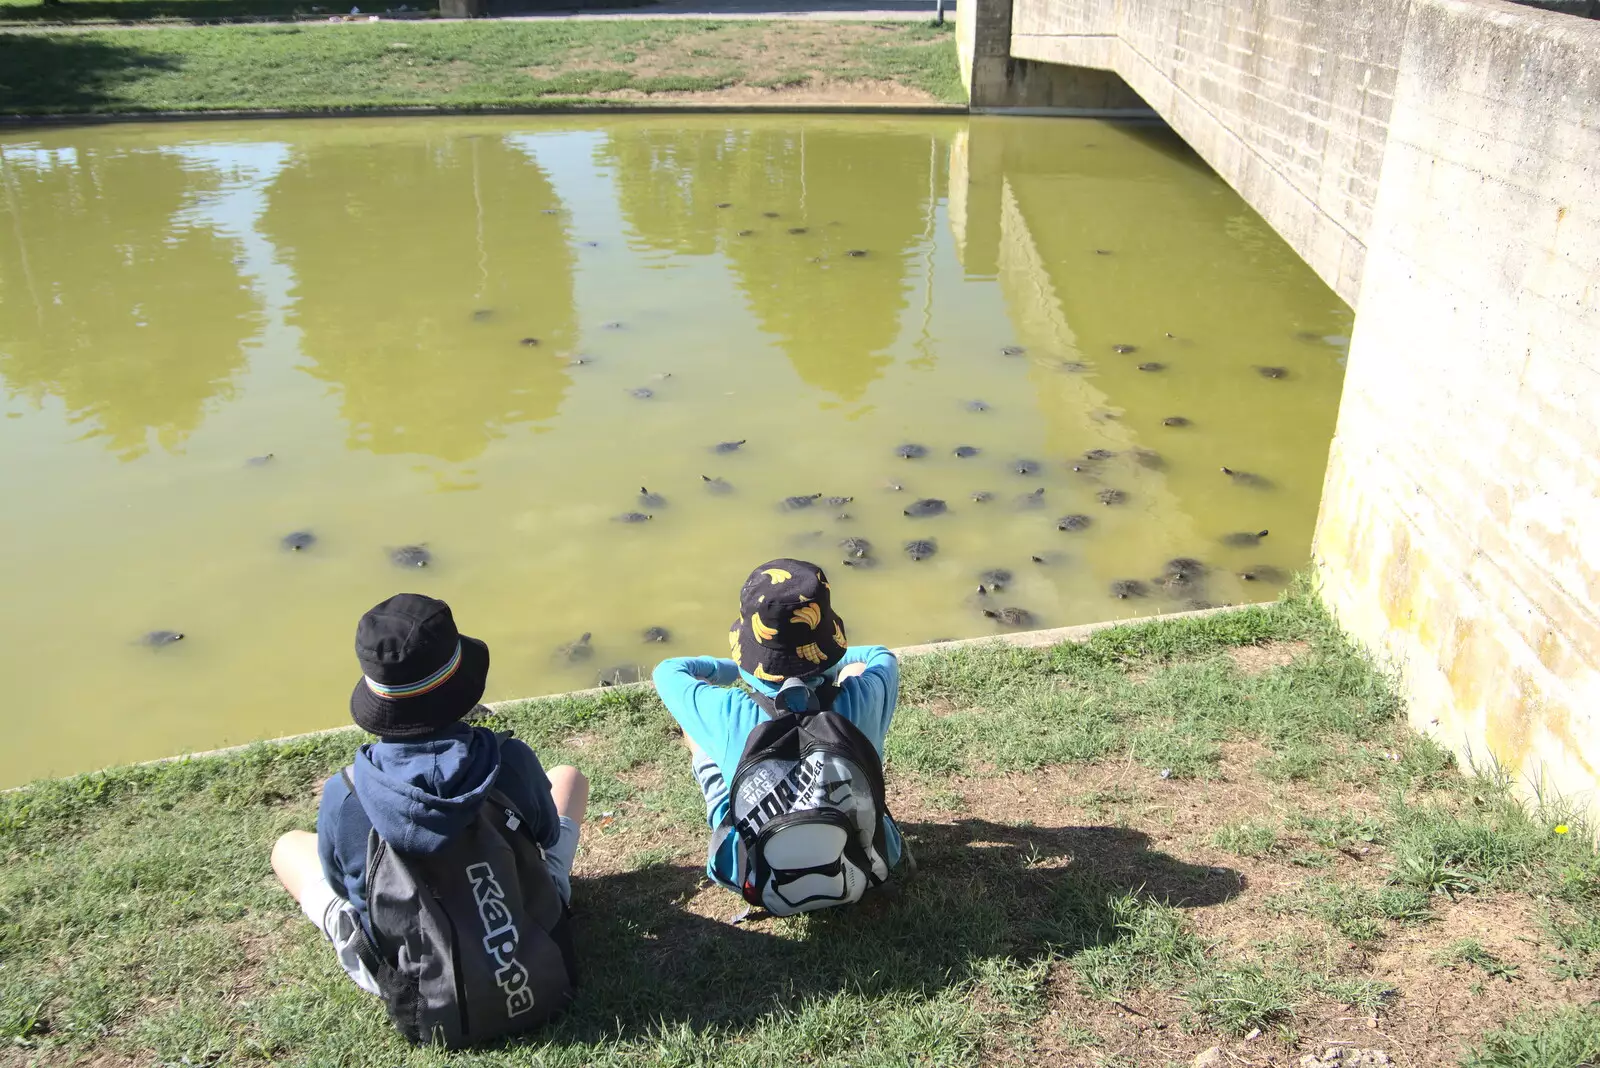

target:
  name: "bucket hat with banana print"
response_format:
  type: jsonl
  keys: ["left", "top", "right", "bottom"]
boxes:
{"left": 728, "top": 558, "right": 848, "bottom": 683}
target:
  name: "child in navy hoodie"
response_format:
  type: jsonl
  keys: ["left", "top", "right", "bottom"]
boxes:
{"left": 271, "top": 593, "right": 589, "bottom": 994}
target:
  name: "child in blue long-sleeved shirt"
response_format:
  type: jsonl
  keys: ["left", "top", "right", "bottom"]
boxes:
{"left": 652, "top": 558, "right": 904, "bottom": 892}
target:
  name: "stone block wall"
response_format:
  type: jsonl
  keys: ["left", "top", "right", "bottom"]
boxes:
{"left": 958, "top": 0, "right": 1600, "bottom": 816}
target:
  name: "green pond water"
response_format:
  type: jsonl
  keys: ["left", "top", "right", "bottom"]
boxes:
{"left": 0, "top": 114, "right": 1351, "bottom": 786}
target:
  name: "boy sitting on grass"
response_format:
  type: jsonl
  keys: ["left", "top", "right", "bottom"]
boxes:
{"left": 271, "top": 593, "right": 589, "bottom": 1046}
{"left": 653, "top": 559, "right": 908, "bottom": 916}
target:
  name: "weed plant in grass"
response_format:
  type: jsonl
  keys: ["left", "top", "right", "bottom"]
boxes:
{"left": 1462, "top": 1005, "right": 1600, "bottom": 1068}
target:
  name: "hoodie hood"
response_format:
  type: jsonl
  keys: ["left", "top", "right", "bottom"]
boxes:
{"left": 350, "top": 723, "right": 502, "bottom": 855}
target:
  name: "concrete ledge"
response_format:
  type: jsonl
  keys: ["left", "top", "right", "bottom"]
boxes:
{"left": 0, "top": 102, "right": 972, "bottom": 127}
{"left": 98, "top": 602, "right": 1265, "bottom": 775}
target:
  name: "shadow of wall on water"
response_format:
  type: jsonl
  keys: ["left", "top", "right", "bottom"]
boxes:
{"left": 547, "top": 818, "right": 1237, "bottom": 1044}
{"left": 0, "top": 33, "right": 175, "bottom": 112}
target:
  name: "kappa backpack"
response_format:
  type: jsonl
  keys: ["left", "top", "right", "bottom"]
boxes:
{"left": 722, "top": 681, "right": 898, "bottom": 916}
{"left": 340, "top": 759, "right": 576, "bottom": 1049}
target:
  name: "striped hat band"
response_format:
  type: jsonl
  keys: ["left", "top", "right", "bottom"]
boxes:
{"left": 364, "top": 641, "right": 462, "bottom": 700}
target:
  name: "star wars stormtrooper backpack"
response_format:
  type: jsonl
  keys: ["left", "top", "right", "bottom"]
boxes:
{"left": 723, "top": 680, "right": 894, "bottom": 916}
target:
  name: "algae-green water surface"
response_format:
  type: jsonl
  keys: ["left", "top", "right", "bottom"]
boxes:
{"left": 0, "top": 115, "right": 1351, "bottom": 785}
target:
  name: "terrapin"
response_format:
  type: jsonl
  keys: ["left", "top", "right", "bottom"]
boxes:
{"left": 1000, "top": 345, "right": 1026, "bottom": 357}
{"left": 840, "top": 537, "right": 873, "bottom": 559}
{"left": 555, "top": 633, "right": 593, "bottom": 663}
{"left": 701, "top": 475, "right": 735, "bottom": 495}
{"left": 895, "top": 443, "right": 928, "bottom": 460}
{"left": 1015, "top": 488, "right": 1046, "bottom": 509}
{"left": 712, "top": 439, "right": 747, "bottom": 453}
{"left": 639, "top": 487, "right": 668, "bottom": 508}
{"left": 982, "top": 607, "right": 1034, "bottom": 627}
{"left": 965, "top": 399, "right": 990, "bottom": 413}
{"left": 628, "top": 387, "right": 654, "bottom": 400}
{"left": 978, "top": 568, "right": 1013, "bottom": 591}
{"left": 904, "top": 539, "right": 938, "bottom": 562}
{"left": 1097, "top": 488, "right": 1127, "bottom": 506}
{"left": 1220, "top": 467, "right": 1273, "bottom": 489}
{"left": 389, "top": 545, "right": 432, "bottom": 567}
{"left": 1057, "top": 514, "right": 1092, "bottom": 532}
{"left": 1014, "top": 459, "right": 1041, "bottom": 476}
{"left": 1110, "top": 579, "right": 1148, "bottom": 599}
{"left": 1112, "top": 344, "right": 1138, "bottom": 355}
{"left": 781, "top": 493, "right": 823, "bottom": 510}
{"left": 954, "top": 445, "right": 981, "bottom": 459}
{"left": 1162, "top": 416, "right": 1191, "bottom": 428}
{"left": 281, "top": 531, "right": 316, "bottom": 552}
{"left": 971, "top": 490, "right": 995, "bottom": 504}
{"left": 1137, "top": 362, "right": 1165, "bottom": 372}
{"left": 598, "top": 664, "right": 642, "bottom": 686}
{"left": 614, "top": 512, "right": 653, "bottom": 523}
{"left": 642, "top": 626, "right": 672, "bottom": 643}
{"left": 1221, "top": 529, "right": 1270, "bottom": 548}
{"left": 903, "top": 498, "right": 947, "bottom": 517}
{"left": 139, "top": 630, "right": 185, "bottom": 647}
{"left": 1256, "top": 366, "right": 1289, "bottom": 379}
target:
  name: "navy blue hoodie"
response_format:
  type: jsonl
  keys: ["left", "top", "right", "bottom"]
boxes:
{"left": 317, "top": 723, "right": 559, "bottom": 936}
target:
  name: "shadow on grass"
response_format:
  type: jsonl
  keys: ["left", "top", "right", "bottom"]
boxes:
{"left": 0, "top": 33, "right": 176, "bottom": 113}
{"left": 554, "top": 818, "right": 1236, "bottom": 1042}
{"left": 0, "top": 0, "right": 308, "bottom": 23}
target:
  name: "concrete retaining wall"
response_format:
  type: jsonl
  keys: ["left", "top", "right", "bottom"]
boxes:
{"left": 959, "top": 0, "right": 1600, "bottom": 815}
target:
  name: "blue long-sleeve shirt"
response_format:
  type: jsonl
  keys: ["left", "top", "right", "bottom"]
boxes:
{"left": 652, "top": 645, "right": 901, "bottom": 886}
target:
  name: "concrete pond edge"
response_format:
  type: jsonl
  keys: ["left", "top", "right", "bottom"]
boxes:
{"left": 80, "top": 601, "right": 1255, "bottom": 780}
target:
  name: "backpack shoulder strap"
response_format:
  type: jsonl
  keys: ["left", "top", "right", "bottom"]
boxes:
{"left": 748, "top": 681, "right": 840, "bottom": 718}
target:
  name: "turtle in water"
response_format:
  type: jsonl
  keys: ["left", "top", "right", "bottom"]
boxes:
{"left": 245, "top": 453, "right": 275, "bottom": 466}
{"left": 1137, "top": 362, "right": 1166, "bottom": 372}
{"left": 472, "top": 309, "right": 495, "bottom": 322}
{"left": 978, "top": 568, "right": 1013, "bottom": 591}
{"left": 895, "top": 443, "right": 928, "bottom": 460}
{"left": 1158, "top": 558, "right": 1207, "bottom": 595}
{"left": 1082, "top": 448, "right": 1116, "bottom": 463}
{"left": 737, "top": 229, "right": 755, "bottom": 237}
{"left": 965, "top": 399, "right": 990, "bottom": 413}
{"left": 598, "top": 664, "right": 643, "bottom": 686}
{"left": 716, "top": 202, "right": 733, "bottom": 209}
{"left": 904, "top": 539, "right": 938, "bottom": 562}
{"left": 627, "top": 387, "right": 654, "bottom": 400}
{"left": 1014, "top": 459, "right": 1041, "bottom": 476}
{"left": 581, "top": 241, "right": 601, "bottom": 249}
{"left": 639, "top": 487, "right": 668, "bottom": 509}
{"left": 841, "top": 556, "right": 878, "bottom": 569}
{"left": 389, "top": 545, "right": 432, "bottom": 568}
{"left": 542, "top": 209, "right": 561, "bottom": 215}
{"left": 1256, "top": 366, "right": 1289, "bottom": 379}
{"left": 1110, "top": 579, "right": 1148, "bottom": 599}
{"left": 983, "top": 606, "right": 1034, "bottom": 628}
{"left": 1098, "top": 488, "right": 1128, "bottom": 506}
{"left": 884, "top": 481, "right": 905, "bottom": 492}
{"left": 846, "top": 249, "right": 868, "bottom": 258}
{"left": 569, "top": 355, "right": 594, "bottom": 367}
{"left": 1058, "top": 361, "right": 1090, "bottom": 373}
{"left": 781, "top": 493, "right": 823, "bottom": 511}
{"left": 1000, "top": 345, "right": 1026, "bottom": 357}
{"left": 903, "top": 498, "right": 947, "bottom": 517}
{"left": 824, "top": 495, "right": 854, "bottom": 506}
{"left": 1221, "top": 529, "right": 1270, "bottom": 548}
{"left": 840, "top": 536, "right": 873, "bottom": 559}
{"left": 1094, "top": 248, "right": 1114, "bottom": 256}
{"left": 555, "top": 633, "right": 593, "bottom": 663}
{"left": 642, "top": 626, "right": 672, "bottom": 643}
{"left": 1057, "top": 514, "right": 1092, "bottom": 532}
{"left": 1030, "top": 552, "right": 1054, "bottom": 565}
{"left": 1112, "top": 344, "right": 1138, "bottom": 355}
{"left": 519, "top": 337, "right": 540, "bottom": 347}
{"left": 712, "top": 439, "right": 747, "bottom": 454}
{"left": 614, "top": 512, "right": 654, "bottom": 523}
{"left": 281, "top": 530, "right": 316, "bottom": 552}
{"left": 602, "top": 321, "right": 624, "bottom": 331}
{"left": 1015, "top": 487, "right": 1046, "bottom": 509}
{"left": 1133, "top": 448, "right": 1166, "bottom": 471}
{"left": 1238, "top": 564, "right": 1289, "bottom": 584}
{"left": 701, "top": 475, "right": 735, "bottom": 495}
{"left": 971, "top": 490, "right": 995, "bottom": 504}
{"left": 762, "top": 211, "right": 780, "bottom": 218}
{"left": 1220, "top": 467, "right": 1274, "bottom": 489}
{"left": 139, "top": 630, "right": 185, "bottom": 647}
{"left": 787, "top": 227, "right": 809, "bottom": 235}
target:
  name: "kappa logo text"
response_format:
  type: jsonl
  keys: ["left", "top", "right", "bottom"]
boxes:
{"left": 466, "top": 861, "right": 535, "bottom": 1017}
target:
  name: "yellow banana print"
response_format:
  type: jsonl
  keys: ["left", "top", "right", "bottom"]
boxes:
{"left": 796, "top": 642, "right": 827, "bottom": 665}
{"left": 790, "top": 603, "right": 823, "bottom": 628}
{"left": 832, "top": 620, "right": 847, "bottom": 649}
{"left": 751, "top": 614, "right": 779, "bottom": 642}
{"left": 762, "top": 568, "right": 792, "bottom": 584}
{"left": 728, "top": 633, "right": 742, "bottom": 662}
{"left": 753, "top": 663, "right": 784, "bottom": 681}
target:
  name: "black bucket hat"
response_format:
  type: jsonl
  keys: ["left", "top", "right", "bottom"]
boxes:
{"left": 349, "top": 593, "right": 490, "bottom": 739}
{"left": 728, "top": 558, "right": 848, "bottom": 683}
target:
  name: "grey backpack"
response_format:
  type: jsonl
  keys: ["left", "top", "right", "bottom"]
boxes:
{"left": 341, "top": 768, "right": 576, "bottom": 1048}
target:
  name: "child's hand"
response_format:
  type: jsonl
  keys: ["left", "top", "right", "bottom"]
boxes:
{"left": 834, "top": 662, "right": 868, "bottom": 682}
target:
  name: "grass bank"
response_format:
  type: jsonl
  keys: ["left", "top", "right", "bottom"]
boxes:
{"left": 5, "top": 586, "right": 1597, "bottom": 1066}
{"left": 0, "top": 19, "right": 964, "bottom": 115}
